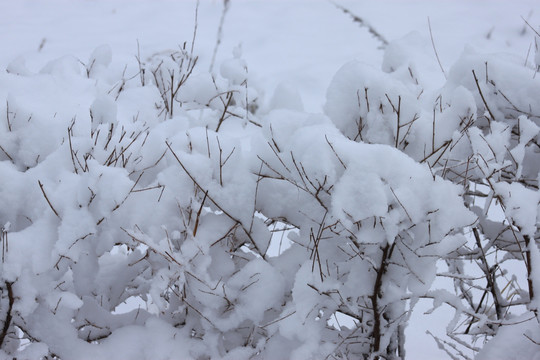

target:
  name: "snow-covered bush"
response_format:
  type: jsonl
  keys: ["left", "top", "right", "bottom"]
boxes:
{"left": 324, "top": 35, "right": 540, "bottom": 358}
{"left": 0, "top": 33, "right": 539, "bottom": 360}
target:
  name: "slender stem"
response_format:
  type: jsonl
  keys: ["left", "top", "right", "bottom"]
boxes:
{"left": 472, "top": 227, "right": 502, "bottom": 320}
{"left": 38, "top": 180, "right": 61, "bottom": 219}
{"left": 0, "top": 282, "right": 14, "bottom": 348}
{"left": 472, "top": 70, "right": 495, "bottom": 125}
{"left": 371, "top": 242, "right": 394, "bottom": 357}
{"left": 524, "top": 235, "right": 534, "bottom": 301}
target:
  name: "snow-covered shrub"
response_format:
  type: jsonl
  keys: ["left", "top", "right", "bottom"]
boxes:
{"left": 0, "top": 33, "right": 539, "bottom": 360}
{"left": 324, "top": 34, "right": 540, "bottom": 358}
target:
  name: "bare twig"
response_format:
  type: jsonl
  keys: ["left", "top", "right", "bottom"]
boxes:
{"left": 260, "top": 311, "right": 296, "bottom": 328}
{"left": 135, "top": 40, "right": 145, "bottom": 86}
{"left": 331, "top": 1, "right": 388, "bottom": 47}
{"left": 210, "top": 0, "right": 230, "bottom": 73}
{"left": 521, "top": 16, "right": 540, "bottom": 38}
{"left": 428, "top": 17, "right": 447, "bottom": 79}
{"left": 190, "top": 1, "right": 200, "bottom": 58}
{"left": 523, "top": 332, "right": 540, "bottom": 346}
{"left": 5, "top": 101, "right": 12, "bottom": 132}
{"left": 38, "top": 180, "right": 61, "bottom": 219}
{"left": 390, "top": 186, "right": 412, "bottom": 222}
{"left": 1, "top": 226, "right": 7, "bottom": 263}
{"left": 215, "top": 91, "right": 234, "bottom": 132}
{"left": 472, "top": 228, "right": 502, "bottom": 321}
{"left": 0, "top": 144, "right": 13, "bottom": 162}
{"left": 0, "top": 282, "right": 14, "bottom": 348}
{"left": 67, "top": 122, "right": 79, "bottom": 174}
{"left": 325, "top": 135, "right": 347, "bottom": 169}
{"left": 193, "top": 191, "right": 208, "bottom": 237}
{"left": 166, "top": 141, "right": 266, "bottom": 258}
{"left": 472, "top": 70, "right": 496, "bottom": 124}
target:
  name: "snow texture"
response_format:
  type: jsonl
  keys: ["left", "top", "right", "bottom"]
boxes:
{"left": 0, "top": 1, "right": 539, "bottom": 359}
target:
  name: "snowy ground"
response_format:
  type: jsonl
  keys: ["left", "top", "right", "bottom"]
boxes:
{"left": 1, "top": 0, "right": 539, "bottom": 358}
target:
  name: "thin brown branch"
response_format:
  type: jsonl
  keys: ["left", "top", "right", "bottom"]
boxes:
{"left": 472, "top": 227, "right": 502, "bottom": 321}
{"left": 193, "top": 191, "right": 208, "bottom": 237}
{"left": 215, "top": 91, "right": 234, "bottom": 132}
{"left": 38, "top": 180, "right": 61, "bottom": 219}
{"left": 325, "top": 135, "right": 347, "bottom": 169}
{"left": 428, "top": 17, "right": 447, "bottom": 79}
{"left": 166, "top": 141, "right": 266, "bottom": 258}
{"left": 5, "top": 100, "right": 12, "bottom": 132}
{"left": 389, "top": 187, "right": 412, "bottom": 222}
{"left": 0, "top": 144, "right": 13, "bottom": 162}
{"left": 0, "top": 282, "right": 14, "bottom": 348}
{"left": 521, "top": 16, "right": 540, "bottom": 37}
{"left": 472, "top": 69, "right": 496, "bottom": 124}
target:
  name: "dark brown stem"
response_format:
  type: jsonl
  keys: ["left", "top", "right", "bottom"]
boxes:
{"left": 0, "top": 144, "right": 13, "bottom": 162}
{"left": 0, "top": 281, "right": 14, "bottom": 348}
{"left": 38, "top": 180, "right": 61, "bottom": 219}
{"left": 5, "top": 100, "right": 12, "bottom": 132}
{"left": 67, "top": 125, "right": 79, "bottom": 174}
{"left": 395, "top": 96, "right": 401, "bottom": 148}
{"left": 370, "top": 242, "right": 394, "bottom": 357}
{"left": 215, "top": 92, "right": 234, "bottom": 132}
{"left": 524, "top": 235, "right": 534, "bottom": 301}
{"left": 472, "top": 70, "right": 496, "bottom": 125}
{"left": 473, "top": 227, "right": 502, "bottom": 321}
{"left": 192, "top": 191, "right": 208, "bottom": 237}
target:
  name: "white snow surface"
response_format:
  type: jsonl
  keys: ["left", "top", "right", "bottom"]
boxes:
{"left": 1, "top": 1, "right": 539, "bottom": 359}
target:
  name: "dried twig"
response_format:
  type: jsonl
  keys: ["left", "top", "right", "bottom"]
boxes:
{"left": 0, "top": 144, "right": 13, "bottom": 162}
{"left": 38, "top": 180, "right": 61, "bottom": 219}
{"left": 0, "top": 282, "right": 14, "bottom": 348}
{"left": 325, "top": 135, "right": 347, "bottom": 169}
{"left": 428, "top": 17, "right": 447, "bottom": 79}
{"left": 193, "top": 191, "right": 207, "bottom": 237}
{"left": 166, "top": 141, "right": 267, "bottom": 259}
{"left": 521, "top": 16, "right": 540, "bottom": 38}
{"left": 5, "top": 101, "right": 12, "bottom": 132}
{"left": 210, "top": 0, "right": 230, "bottom": 73}
{"left": 472, "top": 70, "right": 496, "bottom": 125}
{"left": 331, "top": 1, "right": 388, "bottom": 47}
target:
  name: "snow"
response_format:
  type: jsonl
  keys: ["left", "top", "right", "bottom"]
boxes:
{"left": 495, "top": 182, "right": 540, "bottom": 238}
{"left": 332, "top": 168, "right": 388, "bottom": 223}
{"left": 1, "top": 0, "right": 539, "bottom": 359}
{"left": 475, "top": 313, "right": 540, "bottom": 360}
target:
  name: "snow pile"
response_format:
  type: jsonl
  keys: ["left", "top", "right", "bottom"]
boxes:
{"left": 0, "top": 29, "right": 539, "bottom": 360}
